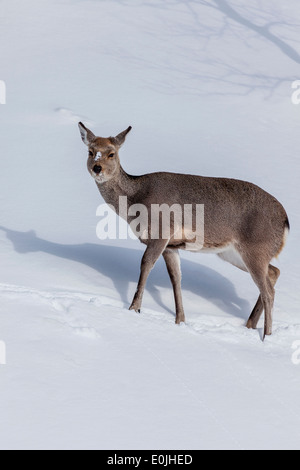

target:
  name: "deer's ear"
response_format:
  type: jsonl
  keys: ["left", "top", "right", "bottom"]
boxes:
{"left": 78, "top": 122, "right": 95, "bottom": 146}
{"left": 111, "top": 126, "right": 132, "bottom": 147}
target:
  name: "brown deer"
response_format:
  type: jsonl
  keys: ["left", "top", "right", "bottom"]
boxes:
{"left": 78, "top": 123, "right": 289, "bottom": 339}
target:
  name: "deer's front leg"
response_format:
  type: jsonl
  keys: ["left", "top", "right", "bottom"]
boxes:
{"left": 129, "top": 240, "right": 169, "bottom": 313}
{"left": 163, "top": 248, "right": 186, "bottom": 325}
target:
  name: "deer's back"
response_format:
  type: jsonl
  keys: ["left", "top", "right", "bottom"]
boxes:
{"left": 134, "top": 172, "right": 283, "bottom": 213}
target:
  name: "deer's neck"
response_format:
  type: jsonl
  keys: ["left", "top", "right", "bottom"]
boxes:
{"left": 97, "top": 166, "right": 140, "bottom": 214}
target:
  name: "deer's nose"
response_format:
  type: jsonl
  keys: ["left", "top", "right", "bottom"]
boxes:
{"left": 93, "top": 165, "right": 102, "bottom": 174}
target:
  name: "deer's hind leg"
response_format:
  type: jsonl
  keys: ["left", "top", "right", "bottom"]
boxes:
{"left": 240, "top": 251, "right": 276, "bottom": 339}
{"left": 218, "top": 246, "right": 278, "bottom": 338}
{"left": 246, "top": 265, "right": 280, "bottom": 331}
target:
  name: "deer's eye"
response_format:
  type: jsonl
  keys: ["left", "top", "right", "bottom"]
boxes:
{"left": 89, "top": 151, "right": 93, "bottom": 157}
{"left": 108, "top": 153, "right": 115, "bottom": 158}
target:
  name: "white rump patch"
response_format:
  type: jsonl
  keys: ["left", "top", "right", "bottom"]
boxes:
{"left": 283, "top": 226, "right": 289, "bottom": 247}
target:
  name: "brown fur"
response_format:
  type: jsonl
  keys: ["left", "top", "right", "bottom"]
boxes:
{"left": 78, "top": 123, "right": 289, "bottom": 339}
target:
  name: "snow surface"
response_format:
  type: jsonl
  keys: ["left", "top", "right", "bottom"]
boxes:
{"left": 0, "top": 0, "right": 300, "bottom": 450}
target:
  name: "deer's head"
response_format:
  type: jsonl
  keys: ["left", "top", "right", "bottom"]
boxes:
{"left": 78, "top": 123, "right": 132, "bottom": 184}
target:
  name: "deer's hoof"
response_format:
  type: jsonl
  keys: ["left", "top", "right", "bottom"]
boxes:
{"left": 129, "top": 304, "right": 141, "bottom": 314}
{"left": 175, "top": 315, "right": 186, "bottom": 325}
{"left": 246, "top": 320, "right": 256, "bottom": 330}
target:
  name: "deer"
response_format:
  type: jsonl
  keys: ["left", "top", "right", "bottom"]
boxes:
{"left": 78, "top": 122, "right": 289, "bottom": 340}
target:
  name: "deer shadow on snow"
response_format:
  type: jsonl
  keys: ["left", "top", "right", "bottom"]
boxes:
{"left": 0, "top": 226, "right": 250, "bottom": 322}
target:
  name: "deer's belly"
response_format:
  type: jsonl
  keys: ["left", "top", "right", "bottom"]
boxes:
{"left": 183, "top": 242, "right": 248, "bottom": 272}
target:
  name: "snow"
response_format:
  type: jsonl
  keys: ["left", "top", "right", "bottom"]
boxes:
{"left": 0, "top": 0, "right": 300, "bottom": 450}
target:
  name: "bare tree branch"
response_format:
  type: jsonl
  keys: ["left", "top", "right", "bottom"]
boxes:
{"left": 92, "top": 0, "right": 300, "bottom": 97}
